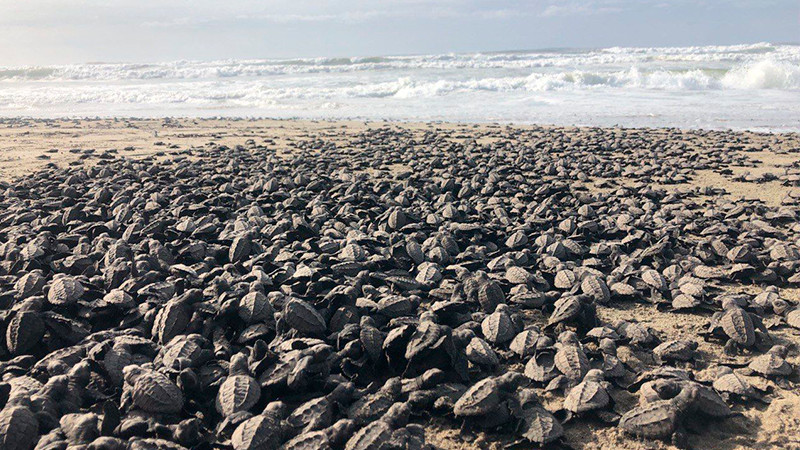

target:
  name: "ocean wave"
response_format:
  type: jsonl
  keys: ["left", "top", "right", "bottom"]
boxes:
{"left": 0, "top": 43, "right": 797, "bottom": 82}
{"left": 1, "top": 61, "right": 797, "bottom": 112}
{"left": 721, "top": 59, "right": 800, "bottom": 89}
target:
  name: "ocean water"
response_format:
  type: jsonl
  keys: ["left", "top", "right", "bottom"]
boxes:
{"left": 1, "top": 42, "right": 799, "bottom": 131}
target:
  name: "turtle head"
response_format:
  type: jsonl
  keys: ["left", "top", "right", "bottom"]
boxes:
{"left": 516, "top": 388, "right": 540, "bottom": 408}
{"left": 229, "top": 353, "right": 250, "bottom": 375}
{"left": 671, "top": 383, "right": 699, "bottom": 409}
{"left": 498, "top": 371, "right": 526, "bottom": 390}
{"left": 584, "top": 369, "right": 605, "bottom": 382}
{"left": 769, "top": 344, "right": 788, "bottom": 358}
{"left": 721, "top": 298, "right": 739, "bottom": 310}
{"left": 122, "top": 365, "right": 144, "bottom": 385}
{"left": 599, "top": 338, "right": 616, "bottom": 354}
{"left": 557, "top": 330, "right": 579, "bottom": 345}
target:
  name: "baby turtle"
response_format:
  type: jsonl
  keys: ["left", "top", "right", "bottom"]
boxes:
{"left": 514, "top": 389, "right": 563, "bottom": 446}
{"left": 217, "top": 353, "right": 261, "bottom": 417}
{"left": 705, "top": 298, "right": 766, "bottom": 355}
{"left": 619, "top": 384, "right": 697, "bottom": 447}
{"left": 283, "top": 298, "right": 327, "bottom": 336}
{"left": 0, "top": 405, "right": 39, "bottom": 450}
{"left": 653, "top": 339, "right": 698, "bottom": 364}
{"left": 552, "top": 331, "right": 590, "bottom": 387}
{"left": 47, "top": 275, "right": 85, "bottom": 306}
{"left": 231, "top": 412, "right": 283, "bottom": 450}
{"left": 562, "top": 369, "right": 617, "bottom": 423}
{"left": 481, "top": 304, "right": 519, "bottom": 345}
{"left": 712, "top": 367, "right": 768, "bottom": 404}
{"left": 453, "top": 372, "right": 526, "bottom": 428}
{"left": 122, "top": 366, "right": 184, "bottom": 414}
{"left": 746, "top": 345, "right": 793, "bottom": 377}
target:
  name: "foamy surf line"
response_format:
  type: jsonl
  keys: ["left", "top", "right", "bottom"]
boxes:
{"left": 0, "top": 43, "right": 798, "bottom": 131}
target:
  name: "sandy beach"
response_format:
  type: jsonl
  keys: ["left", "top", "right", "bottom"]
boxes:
{"left": 2, "top": 118, "right": 799, "bottom": 205}
{"left": 2, "top": 118, "right": 800, "bottom": 449}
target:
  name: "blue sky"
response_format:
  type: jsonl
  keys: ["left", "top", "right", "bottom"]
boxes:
{"left": 0, "top": 0, "right": 797, "bottom": 65}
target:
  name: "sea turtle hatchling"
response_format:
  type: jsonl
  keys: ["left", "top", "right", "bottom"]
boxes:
{"left": 453, "top": 372, "right": 526, "bottom": 428}
{"left": 0, "top": 404, "right": 39, "bottom": 450}
{"left": 562, "top": 369, "right": 618, "bottom": 423}
{"left": 653, "top": 339, "right": 698, "bottom": 364}
{"left": 514, "top": 389, "right": 563, "bottom": 446}
{"left": 712, "top": 366, "right": 768, "bottom": 404}
{"left": 619, "top": 384, "right": 698, "bottom": 448}
{"left": 745, "top": 345, "right": 793, "bottom": 378}
{"left": 551, "top": 331, "right": 590, "bottom": 389}
{"left": 216, "top": 353, "right": 261, "bottom": 417}
{"left": 704, "top": 298, "right": 768, "bottom": 355}
{"left": 231, "top": 412, "right": 284, "bottom": 450}
{"left": 122, "top": 365, "right": 184, "bottom": 414}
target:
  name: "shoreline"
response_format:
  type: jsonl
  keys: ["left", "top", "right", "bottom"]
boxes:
{"left": 2, "top": 116, "right": 799, "bottom": 135}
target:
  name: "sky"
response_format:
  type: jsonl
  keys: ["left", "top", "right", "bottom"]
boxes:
{"left": 0, "top": 0, "right": 797, "bottom": 65}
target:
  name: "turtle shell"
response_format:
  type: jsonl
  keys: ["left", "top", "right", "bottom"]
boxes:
{"left": 127, "top": 368, "right": 184, "bottom": 414}
{"left": 477, "top": 280, "right": 505, "bottom": 312}
{"left": 553, "top": 269, "right": 577, "bottom": 290}
{"left": 525, "top": 351, "right": 557, "bottom": 382}
{"left": 581, "top": 276, "right": 610, "bottom": 303}
{"left": 284, "top": 299, "right": 326, "bottom": 335}
{"left": 466, "top": 337, "right": 499, "bottom": 366}
{"left": 216, "top": 374, "right": 261, "bottom": 417}
{"left": 547, "top": 296, "right": 581, "bottom": 327}
{"left": 0, "top": 406, "right": 39, "bottom": 450}
{"left": 159, "top": 335, "right": 207, "bottom": 371}
{"left": 286, "top": 395, "right": 334, "bottom": 432}
{"left": 453, "top": 377, "right": 500, "bottom": 417}
{"left": 152, "top": 299, "right": 191, "bottom": 344}
{"left": 564, "top": 379, "right": 609, "bottom": 413}
{"left": 481, "top": 308, "right": 516, "bottom": 344}
{"left": 619, "top": 400, "right": 679, "bottom": 439}
{"left": 519, "top": 404, "right": 563, "bottom": 444}
{"left": 231, "top": 414, "right": 282, "bottom": 450}
{"left": 748, "top": 353, "right": 792, "bottom": 376}
{"left": 721, "top": 307, "right": 755, "bottom": 347}
{"left": 229, "top": 234, "right": 253, "bottom": 264}
{"left": 555, "top": 345, "right": 589, "bottom": 381}
{"left": 282, "top": 430, "right": 330, "bottom": 450}
{"left": 510, "top": 329, "right": 540, "bottom": 358}
{"left": 6, "top": 311, "right": 45, "bottom": 356}
{"left": 347, "top": 391, "right": 395, "bottom": 425}
{"left": 238, "top": 291, "right": 274, "bottom": 324}
{"left": 344, "top": 421, "right": 392, "bottom": 450}
{"left": 505, "top": 266, "right": 533, "bottom": 285}
{"left": 47, "top": 276, "right": 85, "bottom": 306}
{"left": 653, "top": 340, "right": 697, "bottom": 362}
{"left": 14, "top": 271, "right": 45, "bottom": 299}
{"left": 713, "top": 372, "right": 756, "bottom": 397}
{"left": 641, "top": 269, "right": 667, "bottom": 291}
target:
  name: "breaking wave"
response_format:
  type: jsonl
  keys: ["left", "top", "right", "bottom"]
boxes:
{"left": 0, "top": 43, "right": 798, "bottom": 130}
{"left": 0, "top": 42, "right": 797, "bottom": 85}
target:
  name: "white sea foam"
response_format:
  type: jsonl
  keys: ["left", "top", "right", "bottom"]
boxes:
{"left": 0, "top": 43, "right": 798, "bottom": 130}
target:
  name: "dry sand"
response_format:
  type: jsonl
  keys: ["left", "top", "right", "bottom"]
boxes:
{"left": 2, "top": 118, "right": 800, "bottom": 449}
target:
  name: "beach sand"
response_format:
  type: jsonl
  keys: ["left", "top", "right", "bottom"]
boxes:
{"left": 3, "top": 118, "right": 800, "bottom": 449}
{"left": 2, "top": 118, "right": 798, "bottom": 205}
